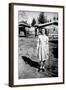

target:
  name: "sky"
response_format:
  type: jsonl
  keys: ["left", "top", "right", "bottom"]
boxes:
{"left": 18, "top": 10, "right": 58, "bottom": 24}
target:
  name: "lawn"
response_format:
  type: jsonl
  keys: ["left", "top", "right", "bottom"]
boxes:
{"left": 18, "top": 37, "right": 58, "bottom": 79}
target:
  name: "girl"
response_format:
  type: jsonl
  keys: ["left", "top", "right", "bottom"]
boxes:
{"left": 37, "top": 28, "right": 49, "bottom": 72}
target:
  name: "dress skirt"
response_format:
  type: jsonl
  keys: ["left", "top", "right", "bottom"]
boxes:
{"left": 37, "top": 35, "right": 49, "bottom": 61}
{"left": 38, "top": 45, "right": 49, "bottom": 61}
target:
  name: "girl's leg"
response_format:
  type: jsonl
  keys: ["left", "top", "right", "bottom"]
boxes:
{"left": 40, "top": 61, "right": 43, "bottom": 69}
{"left": 38, "top": 61, "right": 45, "bottom": 72}
{"left": 38, "top": 61, "right": 43, "bottom": 72}
{"left": 43, "top": 60, "right": 46, "bottom": 65}
{"left": 42, "top": 60, "right": 46, "bottom": 69}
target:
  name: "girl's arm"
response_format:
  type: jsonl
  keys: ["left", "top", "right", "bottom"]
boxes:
{"left": 37, "top": 36, "right": 41, "bottom": 49}
{"left": 37, "top": 37, "right": 39, "bottom": 49}
{"left": 46, "top": 37, "right": 49, "bottom": 55}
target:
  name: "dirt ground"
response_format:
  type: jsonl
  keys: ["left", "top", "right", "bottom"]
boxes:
{"left": 18, "top": 37, "right": 58, "bottom": 79}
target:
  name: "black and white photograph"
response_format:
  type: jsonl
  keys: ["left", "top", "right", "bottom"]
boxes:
{"left": 9, "top": 3, "right": 64, "bottom": 86}
{"left": 18, "top": 11, "right": 58, "bottom": 79}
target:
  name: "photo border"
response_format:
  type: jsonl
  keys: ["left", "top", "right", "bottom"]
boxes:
{"left": 9, "top": 3, "right": 64, "bottom": 87}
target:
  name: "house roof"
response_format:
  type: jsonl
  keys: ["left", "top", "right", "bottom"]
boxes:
{"left": 34, "top": 21, "right": 58, "bottom": 28}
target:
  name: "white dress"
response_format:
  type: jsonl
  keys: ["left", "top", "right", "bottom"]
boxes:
{"left": 37, "top": 35, "right": 49, "bottom": 61}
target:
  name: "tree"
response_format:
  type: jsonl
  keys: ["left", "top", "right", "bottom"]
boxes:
{"left": 50, "top": 19, "right": 52, "bottom": 22}
{"left": 57, "top": 17, "right": 58, "bottom": 20}
{"left": 38, "top": 12, "right": 47, "bottom": 24}
{"left": 53, "top": 17, "right": 56, "bottom": 21}
{"left": 31, "top": 18, "right": 36, "bottom": 26}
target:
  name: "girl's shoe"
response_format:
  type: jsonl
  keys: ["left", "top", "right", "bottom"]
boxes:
{"left": 42, "top": 66, "right": 45, "bottom": 72}
{"left": 42, "top": 68, "right": 45, "bottom": 72}
{"left": 38, "top": 66, "right": 43, "bottom": 72}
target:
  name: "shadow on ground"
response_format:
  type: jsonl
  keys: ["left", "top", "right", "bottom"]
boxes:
{"left": 18, "top": 38, "right": 58, "bottom": 78}
{"left": 22, "top": 56, "right": 40, "bottom": 68}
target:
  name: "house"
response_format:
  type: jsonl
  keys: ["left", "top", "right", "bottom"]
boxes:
{"left": 19, "top": 21, "right": 58, "bottom": 41}
{"left": 18, "top": 22, "right": 31, "bottom": 37}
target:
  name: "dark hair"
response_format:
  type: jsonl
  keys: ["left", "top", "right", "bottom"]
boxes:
{"left": 40, "top": 28, "right": 48, "bottom": 36}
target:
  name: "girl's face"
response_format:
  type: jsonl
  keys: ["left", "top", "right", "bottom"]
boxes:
{"left": 42, "top": 29, "right": 45, "bottom": 35}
